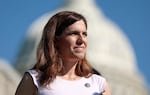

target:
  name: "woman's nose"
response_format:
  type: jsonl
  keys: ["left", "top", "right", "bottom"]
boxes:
{"left": 76, "top": 36, "right": 84, "bottom": 45}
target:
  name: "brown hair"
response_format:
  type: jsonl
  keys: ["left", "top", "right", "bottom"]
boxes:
{"left": 34, "top": 11, "right": 92, "bottom": 86}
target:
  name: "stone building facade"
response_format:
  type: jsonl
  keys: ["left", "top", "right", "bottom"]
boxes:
{"left": 0, "top": 60, "right": 20, "bottom": 95}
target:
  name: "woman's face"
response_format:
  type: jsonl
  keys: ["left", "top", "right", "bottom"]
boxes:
{"left": 56, "top": 20, "right": 87, "bottom": 62}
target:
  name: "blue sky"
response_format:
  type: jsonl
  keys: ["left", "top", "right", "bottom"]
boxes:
{"left": 0, "top": 0, "right": 150, "bottom": 86}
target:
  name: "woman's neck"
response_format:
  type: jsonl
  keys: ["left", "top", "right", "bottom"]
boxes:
{"left": 60, "top": 60, "right": 81, "bottom": 80}
{"left": 63, "top": 60, "right": 78, "bottom": 74}
{"left": 63, "top": 63, "right": 78, "bottom": 79}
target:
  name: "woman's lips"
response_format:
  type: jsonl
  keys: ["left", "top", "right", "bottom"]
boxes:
{"left": 74, "top": 46, "right": 85, "bottom": 52}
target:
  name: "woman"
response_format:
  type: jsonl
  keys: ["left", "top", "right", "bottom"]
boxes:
{"left": 15, "top": 11, "right": 111, "bottom": 95}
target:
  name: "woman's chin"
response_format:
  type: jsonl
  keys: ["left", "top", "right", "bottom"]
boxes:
{"left": 74, "top": 53, "right": 85, "bottom": 59}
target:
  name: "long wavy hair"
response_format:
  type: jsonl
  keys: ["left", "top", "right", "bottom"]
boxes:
{"left": 34, "top": 11, "right": 93, "bottom": 86}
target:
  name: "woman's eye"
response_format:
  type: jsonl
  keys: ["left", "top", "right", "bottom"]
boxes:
{"left": 83, "top": 32, "right": 87, "bottom": 36}
{"left": 66, "top": 31, "right": 87, "bottom": 37}
{"left": 69, "top": 32, "right": 78, "bottom": 35}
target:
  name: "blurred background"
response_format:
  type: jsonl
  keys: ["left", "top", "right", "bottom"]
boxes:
{"left": 0, "top": 0, "right": 150, "bottom": 95}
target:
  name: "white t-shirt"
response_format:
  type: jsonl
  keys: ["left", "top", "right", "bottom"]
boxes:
{"left": 28, "top": 70, "right": 106, "bottom": 95}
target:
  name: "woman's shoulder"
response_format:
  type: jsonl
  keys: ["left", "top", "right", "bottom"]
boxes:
{"left": 27, "top": 69, "right": 39, "bottom": 75}
{"left": 25, "top": 69, "right": 41, "bottom": 87}
{"left": 90, "top": 74, "right": 106, "bottom": 83}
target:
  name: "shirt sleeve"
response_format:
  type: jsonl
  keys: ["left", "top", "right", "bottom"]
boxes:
{"left": 27, "top": 69, "right": 40, "bottom": 88}
{"left": 15, "top": 72, "right": 38, "bottom": 95}
{"left": 98, "top": 76, "right": 106, "bottom": 93}
{"left": 92, "top": 74, "right": 106, "bottom": 94}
